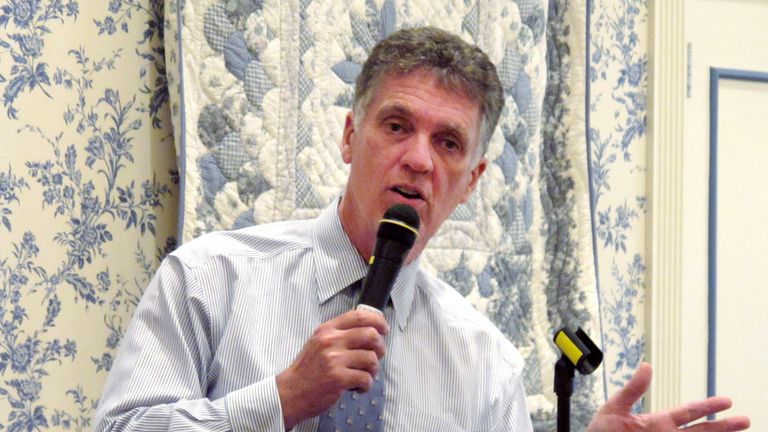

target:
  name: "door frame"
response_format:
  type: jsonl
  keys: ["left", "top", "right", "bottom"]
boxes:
{"left": 706, "top": 67, "right": 768, "bottom": 398}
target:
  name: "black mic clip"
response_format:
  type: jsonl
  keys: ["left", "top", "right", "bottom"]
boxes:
{"left": 553, "top": 326, "right": 603, "bottom": 432}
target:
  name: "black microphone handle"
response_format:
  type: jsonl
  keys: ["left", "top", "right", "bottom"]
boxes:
{"left": 356, "top": 239, "right": 410, "bottom": 311}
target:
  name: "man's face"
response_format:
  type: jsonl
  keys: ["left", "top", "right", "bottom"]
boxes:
{"left": 338, "top": 69, "right": 487, "bottom": 261}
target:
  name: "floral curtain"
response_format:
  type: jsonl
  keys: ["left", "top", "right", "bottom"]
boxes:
{"left": 588, "top": 0, "right": 648, "bottom": 401}
{"left": 0, "top": 0, "right": 176, "bottom": 429}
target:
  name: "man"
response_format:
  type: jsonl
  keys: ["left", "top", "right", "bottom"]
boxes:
{"left": 94, "top": 27, "right": 749, "bottom": 431}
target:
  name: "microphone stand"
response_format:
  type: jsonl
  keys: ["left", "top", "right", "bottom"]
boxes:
{"left": 552, "top": 327, "right": 603, "bottom": 432}
{"left": 554, "top": 355, "right": 575, "bottom": 432}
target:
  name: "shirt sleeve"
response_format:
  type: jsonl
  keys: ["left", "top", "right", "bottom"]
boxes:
{"left": 490, "top": 345, "right": 534, "bottom": 432}
{"left": 493, "top": 370, "right": 533, "bottom": 431}
{"left": 92, "top": 256, "right": 286, "bottom": 432}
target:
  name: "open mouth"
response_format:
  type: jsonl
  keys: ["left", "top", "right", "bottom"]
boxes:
{"left": 392, "top": 186, "right": 423, "bottom": 200}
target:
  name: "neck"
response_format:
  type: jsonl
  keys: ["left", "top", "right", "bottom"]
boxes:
{"left": 337, "top": 195, "right": 376, "bottom": 263}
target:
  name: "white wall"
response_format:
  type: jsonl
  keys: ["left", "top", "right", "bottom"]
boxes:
{"left": 680, "top": 0, "right": 767, "bottom": 427}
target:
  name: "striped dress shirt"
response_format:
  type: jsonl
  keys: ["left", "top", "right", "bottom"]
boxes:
{"left": 94, "top": 201, "right": 533, "bottom": 431}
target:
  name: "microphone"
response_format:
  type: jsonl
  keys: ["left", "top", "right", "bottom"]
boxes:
{"left": 355, "top": 204, "right": 420, "bottom": 313}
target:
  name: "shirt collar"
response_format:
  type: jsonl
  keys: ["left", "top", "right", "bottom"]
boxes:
{"left": 311, "top": 199, "right": 420, "bottom": 330}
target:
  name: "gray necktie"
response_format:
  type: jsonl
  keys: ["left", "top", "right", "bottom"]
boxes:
{"left": 317, "top": 280, "right": 386, "bottom": 431}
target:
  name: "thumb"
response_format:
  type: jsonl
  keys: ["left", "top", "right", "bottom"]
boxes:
{"left": 604, "top": 362, "right": 652, "bottom": 414}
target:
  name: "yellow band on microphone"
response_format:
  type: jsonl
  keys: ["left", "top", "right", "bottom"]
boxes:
{"left": 379, "top": 218, "right": 420, "bottom": 236}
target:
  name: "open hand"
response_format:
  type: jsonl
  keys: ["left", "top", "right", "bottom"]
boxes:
{"left": 276, "top": 309, "right": 389, "bottom": 429}
{"left": 588, "top": 363, "right": 750, "bottom": 431}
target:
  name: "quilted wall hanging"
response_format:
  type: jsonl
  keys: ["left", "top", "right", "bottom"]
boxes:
{"left": 165, "top": 0, "right": 603, "bottom": 428}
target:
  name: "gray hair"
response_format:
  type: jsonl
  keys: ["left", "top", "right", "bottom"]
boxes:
{"left": 353, "top": 26, "right": 504, "bottom": 155}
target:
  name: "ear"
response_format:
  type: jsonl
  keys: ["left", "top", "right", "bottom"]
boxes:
{"left": 460, "top": 157, "right": 487, "bottom": 203}
{"left": 340, "top": 111, "right": 355, "bottom": 164}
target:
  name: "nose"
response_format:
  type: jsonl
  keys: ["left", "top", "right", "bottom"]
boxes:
{"left": 401, "top": 133, "right": 434, "bottom": 174}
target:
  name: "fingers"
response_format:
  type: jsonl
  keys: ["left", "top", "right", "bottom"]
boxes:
{"left": 677, "top": 416, "right": 751, "bottom": 432}
{"left": 589, "top": 362, "right": 751, "bottom": 432}
{"left": 315, "top": 310, "right": 388, "bottom": 358}
{"left": 335, "top": 351, "right": 380, "bottom": 392}
{"left": 344, "top": 326, "right": 387, "bottom": 358}
{"left": 324, "top": 348, "right": 381, "bottom": 379}
{"left": 603, "top": 362, "right": 652, "bottom": 414}
{"left": 668, "top": 397, "right": 750, "bottom": 431}
{"left": 669, "top": 397, "right": 733, "bottom": 426}
{"left": 332, "top": 309, "right": 390, "bottom": 336}
{"left": 309, "top": 310, "right": 389, "bottom": 379}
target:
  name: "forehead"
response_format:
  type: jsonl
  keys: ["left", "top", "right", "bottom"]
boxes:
{"left": 365, "top": 70, "right": 482, "bottom": 129}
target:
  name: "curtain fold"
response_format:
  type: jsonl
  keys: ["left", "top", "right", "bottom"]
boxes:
{"left": 537, "top": 0, "right": 604, "bottom": 428}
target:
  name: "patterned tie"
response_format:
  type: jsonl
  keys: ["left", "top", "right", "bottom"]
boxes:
{"left": 316, "top": 378, "right": 386, "bottom": 431}
{"left": 317, "top": 280, "right": 386, "bottom": 431}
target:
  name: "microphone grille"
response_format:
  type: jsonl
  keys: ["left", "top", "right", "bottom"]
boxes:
{"left": 377, "top": 204, "right": 420, "bottom": 247}
{"left": 383, "top": 204, "right": 420, "bottom": 230}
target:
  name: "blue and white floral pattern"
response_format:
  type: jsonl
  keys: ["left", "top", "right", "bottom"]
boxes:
{"left": 0, "top": 0, "right": 79, "bottom": 119}
{"left": 0, "top": 0, "right": 176, "bottom": 428}
{"left": 589, "top": 0, "right": 648, "bottom": 403}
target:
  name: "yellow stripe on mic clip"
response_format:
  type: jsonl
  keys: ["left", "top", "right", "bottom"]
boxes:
{"left": 555, "top": 331, "right": 584, "bottom": 367}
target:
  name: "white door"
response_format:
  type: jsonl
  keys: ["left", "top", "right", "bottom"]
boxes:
{"left": 682, "top": 1, "right": 768, "bottom": 428}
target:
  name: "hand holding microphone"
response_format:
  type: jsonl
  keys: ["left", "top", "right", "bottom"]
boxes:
{"left": 276, "top": 204, "right": 419, "bottom": 428}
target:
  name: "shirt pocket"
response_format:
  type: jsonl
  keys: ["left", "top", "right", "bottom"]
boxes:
{"left": 387, "top": 406, "right": 468, "bottom": 432}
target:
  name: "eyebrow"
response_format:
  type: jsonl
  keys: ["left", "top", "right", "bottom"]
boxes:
{"left": 376, "top": 102, "right": 470, "bottom": 143}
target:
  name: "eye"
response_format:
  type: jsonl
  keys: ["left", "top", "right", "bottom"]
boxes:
{"left": 439, "top": 137, "right": 462, "bottom": 153}
{"left": 386, "top": 121, "right": 404, "bottom": 133}
{"left": 443, "top": 140, "right": 459, "bottom": 150}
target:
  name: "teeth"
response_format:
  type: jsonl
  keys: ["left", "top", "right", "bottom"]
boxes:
{"left": 395, "top": 187, "right": 420, "bottom": 199}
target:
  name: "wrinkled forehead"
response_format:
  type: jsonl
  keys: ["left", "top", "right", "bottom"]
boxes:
{"left": 360, "top": 68, "right": 482, "bottom": 122}
{"left": 379, "top": 67, "right": 479, "bottom": 105}
{"left": 372, "top": 70, "right": 480, "bottom": 120}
